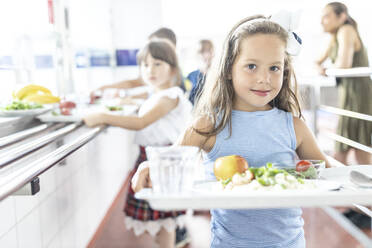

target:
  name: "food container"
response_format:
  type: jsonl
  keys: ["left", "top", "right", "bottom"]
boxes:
{"left": 272, "top": 160, "right": 326, "bottom": 179}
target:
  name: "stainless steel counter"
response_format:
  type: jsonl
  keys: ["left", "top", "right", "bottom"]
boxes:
{"left": 0, "top": 116, "right": 138, "bottom": 247}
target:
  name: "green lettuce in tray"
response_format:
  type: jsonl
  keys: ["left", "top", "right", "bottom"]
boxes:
{"left": 1, "top": 101, "right": 42, "bottom": 111}
{"left": 273, "top": 160, "right": 324, "bottom": 179}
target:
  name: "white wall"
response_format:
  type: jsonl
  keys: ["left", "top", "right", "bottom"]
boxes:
{"left": 160, "top": 0, "right": 372, "bottom": 76}
{"left": 0, "top": 0, "right": 370, "bottom": 98}
{"left": 69, "top": 0, "right": 164, "bottom": 92}
{"left": 111, "top": 0, "right": 163, "bottom": 82}
{"left": 0, "top": 0, "right": 56, "bottom": 101}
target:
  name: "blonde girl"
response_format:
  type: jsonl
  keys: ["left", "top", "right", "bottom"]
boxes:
{"left": 133, "top": 14, "right": 331, "bottom": 247}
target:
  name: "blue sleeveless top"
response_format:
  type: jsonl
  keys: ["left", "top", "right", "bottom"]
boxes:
{"left": 204, "top": 108, "right": 305, "bottom": 248}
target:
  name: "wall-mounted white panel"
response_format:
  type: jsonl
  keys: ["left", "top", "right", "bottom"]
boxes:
{"left": 39, "top": 193, "right": 60, "bottom": 247}
{"left": 0, "top": 197, "right": 16, "bottom": 237}
{"left": 14, "top": 194, "right": 40, "bottom": 223}
{"left": 17, "top": 208, "right": 42, "bottom": 248}
{"left": 0, "top": 228, "right": 17, "bottom": 248}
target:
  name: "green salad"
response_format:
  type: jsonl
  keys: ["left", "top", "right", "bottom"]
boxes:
{"left": 250, "top": 163, "right": 305, "bottom": 186}
{"left": 283, "top": 166, "right": 317, "bottom": 179}
{"left": 1, "top": 101, "right": 43, "bottom": 111}
{"left": 106, "top": 106, "right": 123, "bottom": 111}
{"left": 221, "top": 163, "right": 311, "bottom": 191}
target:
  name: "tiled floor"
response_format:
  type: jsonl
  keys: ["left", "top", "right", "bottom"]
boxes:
{"left": 88, "top": 176, "right": 371, "bottom": 248}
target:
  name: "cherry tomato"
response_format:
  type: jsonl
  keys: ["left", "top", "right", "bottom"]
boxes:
{"left": 59, "top": 101, "right": 76, "bottom": 109}
{"left": 60, "top": 108, "right": 71, "bottom": 116}
{"left": 296, "top": 160, "right": 312, "bottom": 172}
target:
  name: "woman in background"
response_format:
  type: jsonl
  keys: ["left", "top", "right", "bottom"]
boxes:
{"left": 316, "top": 1, "right": 372, "bottom": 229}
{"left": 316, "top": 2, "right": 372, "bottom": 165}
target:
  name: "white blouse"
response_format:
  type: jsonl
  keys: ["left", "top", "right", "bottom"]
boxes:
{"left": 134, "top": 87, "right": 192, "bottom": 146}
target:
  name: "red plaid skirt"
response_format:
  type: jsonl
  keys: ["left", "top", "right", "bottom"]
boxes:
{"left": 124, "top": 146, "right": 185, "bottom": 221}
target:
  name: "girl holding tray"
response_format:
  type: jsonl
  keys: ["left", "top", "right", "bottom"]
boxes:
{"left": 132, "top": 11, "right": 332, "bottom": 248}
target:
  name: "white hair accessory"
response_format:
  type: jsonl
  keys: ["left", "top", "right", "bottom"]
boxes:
{"left": 270, "top": 10, "right": 302, "bottom": 56}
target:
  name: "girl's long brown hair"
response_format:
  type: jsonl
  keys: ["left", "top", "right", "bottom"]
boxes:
{"left": 193, "top": 15, "right": 302, "bottom": 138}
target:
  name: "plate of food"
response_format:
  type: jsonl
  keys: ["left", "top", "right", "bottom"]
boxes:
{"left": 37, "top": 100, "right": 81, "bottom": 122}
{"left": 196, "top": 155, "right": 339, "bottom": 194}
{"left": 37, "top": 102, "right": 138, "bottom": 122}
{"left": 0, "top": 101, "right": 53, "bottom": 117}
{"left": 194, "top": 162, "right": 339, "bottom": 194}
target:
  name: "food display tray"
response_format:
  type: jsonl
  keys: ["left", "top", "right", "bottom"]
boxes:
{"left": 135, "top": 165, "right": 372, "bottom": 210}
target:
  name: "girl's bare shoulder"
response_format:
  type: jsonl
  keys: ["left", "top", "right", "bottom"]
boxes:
{"left": 180, "top": 115, "right": 216, "bottom": 152}
{"left": 292, "top": 116, "right": 308, "bottom": 133}
{"left": 292, "top": 116, "right": 313, "bottom": 148}
{"left": 193, "top": 115, "right": 214, "bottom": 131}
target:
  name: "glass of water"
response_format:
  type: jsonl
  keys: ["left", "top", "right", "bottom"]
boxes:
{"left": 146, "top": 146, "right": 199, "bottom": 194}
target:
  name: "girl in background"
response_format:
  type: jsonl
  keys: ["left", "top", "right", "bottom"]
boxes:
{"left": 133, "top": 14, "right": 330, "bottom": 247}
{"left": 187, "top": 39, "right": 215, "bottom": 104}
{"left": 84, "top": 41, "right": 192, "bottom": 248}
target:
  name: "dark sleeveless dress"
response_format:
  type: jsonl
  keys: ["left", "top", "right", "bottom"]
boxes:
{"left": 329, "top": 38, "right": 372, "bottom": 152}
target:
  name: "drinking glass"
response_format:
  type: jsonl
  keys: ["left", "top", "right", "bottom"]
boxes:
{"left": 146, "top": 146, "right": 199, "bottom": 194}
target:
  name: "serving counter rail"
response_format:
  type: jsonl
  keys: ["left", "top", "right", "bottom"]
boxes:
{"left": 0, "top": 117, "right": 138, "bottom": 247}
{"left": 0, "top": 124, "right": 104, "bottom": 201}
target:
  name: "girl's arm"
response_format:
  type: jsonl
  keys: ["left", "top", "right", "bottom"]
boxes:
{"left": 99, "top": 77, "right": 145, "bottom": 91}
{"left": 90, "top": 77, "right": 145, "bottom": 101}
{"left": 293, "top": 117, "right": 331, "bottom": 168}
{"left": 334, "top": 25, "right": 357, "bottom": 68}
{"left": 83, "top": 96, "right": 178, "bottom": 130}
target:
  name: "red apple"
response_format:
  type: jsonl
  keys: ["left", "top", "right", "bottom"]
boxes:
{"left": 59, "top": 100, "right": 76, "bottom": 109}
{"left": 214, "top": 155, "right": 249, "bottom": 181}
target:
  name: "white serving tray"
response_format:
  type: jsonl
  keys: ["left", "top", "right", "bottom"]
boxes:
{"left": 37, "top": 104, "right": 138, "bottom": 122}
{"left": 135, "top": 165, "right": 372, "bottom": 210}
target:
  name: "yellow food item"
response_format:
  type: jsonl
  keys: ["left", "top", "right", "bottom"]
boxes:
{"left": 23, "top": 93, "right": 60, "bottom": 104}
{"left": 15, "top": 84, "right": 52, "bottom": 100}
{"left": 13, "top": 84, "right": 60, "bottom": 104}
{"left": 214, "top": 155, "right": 249, "bottom": 181}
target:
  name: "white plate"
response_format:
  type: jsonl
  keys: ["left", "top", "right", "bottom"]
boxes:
{"left": 193, "top": 180, "right": 341, "bottom": 194}
{"left": 37, "top": 112, "right": 83, "bottom": 122}
{"left": 37, "top": 104, "right": 138, "bottom": 122}
{"left": 320, "top": 165, "right": 372, "bottom": 181}
{"left": 0, "top": 105, "right": 53, "bottom": 117}
{"left": 320, "top": 165, "right": 372, "bottom": 183}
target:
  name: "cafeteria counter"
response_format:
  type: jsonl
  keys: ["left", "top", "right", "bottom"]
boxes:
{"left": 0, "top": 118, "right": 138, "bottom": 247}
